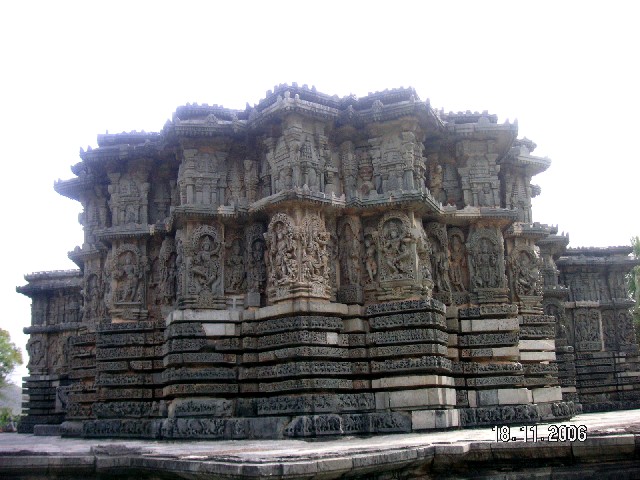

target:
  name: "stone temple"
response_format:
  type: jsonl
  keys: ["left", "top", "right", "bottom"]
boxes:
{"left": 17, "top": 84, "right": 640, "bottom": 439}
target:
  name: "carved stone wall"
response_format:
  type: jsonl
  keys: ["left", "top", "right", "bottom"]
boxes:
{"left": 19, "top": 85, "right": 637, "bottom": 438}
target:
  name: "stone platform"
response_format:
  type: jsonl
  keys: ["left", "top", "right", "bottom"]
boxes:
{"left": 3, "top": 409, "right": 640, "bottom": 479}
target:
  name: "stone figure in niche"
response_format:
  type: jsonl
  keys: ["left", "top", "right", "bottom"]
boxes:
{"left": 618, "top": 311, "right": 636, "bottom": 345}
{"left": 65, "top": 294, "right": 81, "bottom": 324}
{"left": 300, "top": 218, "right": 329, "bottom": 283}
{"left": 448, "top": 232, "right": 468, "bottom": 292}
{"left": 161, "top": 253, "right": 177, "bottom": 305}
{"left": 84, "top": 273, "right": 103, "bottom": 320}
{"left": 339, "top": 224, "right": 361, "bottom": 286}
{"left": 513, "top": 250, "right": 540, "bottom": 296}
{"left": 429, "top": 164, "right": 446, "bottom": 203}
{"left": 364, "top": 232, "right": 378, "bottom": 284}
{"left": 380, "top": 219, "right": 413, "bottom": 278}
{"left": 416, "top": 228, "right": 433, "bottom": 283}
{"left": 247, "top": 238, "right": 267, "bottom": 292}
{"left": 546, "top": 303, "right": 567, "bottom": 339}
{"left": 191, "top": 235, "right": 222, "bottom": 294}
{"left": 26, "top": 337, "right": 45, "bottom": 371}
{"left": 358, "top": 165, "right": 375, "bottom": 197}
{"left": 472, "top": 238, "right": 498, "bottom": 289}
{"left": 267, "top": 218, "right": 298, "bottom": 286}
{"left": 115, "top": 252, "right": 141, "bottom": 303}
{"left": 225, "top": 239, "right": 246, "bottom": 292}
{"left": 243, "top": 160, "right": 259, "bottom": 203}
{"left": 479, "top": 183, "right": 493, "bottom": 207}
{"left": 175, "top": 237, "right": 184, "bottom": 297}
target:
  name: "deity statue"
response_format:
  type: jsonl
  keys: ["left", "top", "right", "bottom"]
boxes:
{"left": 472, "top": 238, "right": 498, "bottom": 289}
{"left": 115, "top": 252, "right": 141, "bottom": 302}
{"left": 339, "top": 224, "right": 361, "bottom": 286}
{"left": 364, "top": 235, "right": 377, "bottom": 284}
{"left": 449, "top": 235, "right": 467, "bottom": 292}
{"left": 381, "top": 220, "right": 413, "bottom": 277}
{"left": 191, "top": 235, "right": 222, "bottom": 294}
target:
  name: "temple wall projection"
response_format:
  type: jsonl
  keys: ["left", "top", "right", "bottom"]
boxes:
{"left": 16, "top": 85, "right": 640, "bottom": 438}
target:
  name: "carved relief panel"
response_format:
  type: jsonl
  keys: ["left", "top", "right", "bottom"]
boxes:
{"left": 337, "top": 216, "right": 363, "bottom": 304}
{"left": 377, "top": 212, "right": 416, "bottom": 283}
{"left": 545, "top": 300, "right": 570, "bottom": 345}
{"left": 456, "top": 140, "right": 500, "bottom": 208}
{"left": 508, "top": 247, "right": 543, "bottom": 301}
{"left": 265, "top": 121, "right": 330, "bottom": 195}
{"left": 82, "top": 253, "right": 109, "bottom": 323}
{"left": 467, "top": 228, "right": 507, "bottom": 289}
{"left": 447, "top": 227, "right": 469, "bottom": 295}
{"left": 79, "top": 187, "right": 109, "bottom": 247}
{"left": 504, "top": 173, "right": 532, "bottom": 223}
{"left": 467, "top": 227, "right": 508, "bottom": 304}
{"left": 181, "top": 224, "right": 225, "bottom": 308}
{"left": 107, "top": 170, "right": 150, "bottom": 227}
{"left": 264, "top": 210, "right": 331, "bottom": 303}
{"left": 224, "top": 229, "right": 246, "bottom": 294}
{"left": 245, "top": 222, "right": 267, "bottom": 306}
{"left": 573, "top": 308, "right": 603, "bottom": 352}
{"left": 178, "top": 147, "right": 227, "bottom": 207}
{"left": 426, "top": 223, "right": 451, "bottom": 300}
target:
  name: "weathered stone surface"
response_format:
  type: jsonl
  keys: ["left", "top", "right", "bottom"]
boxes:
{"left": 16, "top": 84, "right": 640, "bottom": 440}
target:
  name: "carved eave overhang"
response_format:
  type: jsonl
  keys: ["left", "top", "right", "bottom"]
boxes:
{"left": 79, "top": 141, "right": 163, "bottom": 166}
{"left": 96, "top": 131, "right": 161, "bottom": 148}
{"left": 171, "top": 118, "right": 247, "bottom": 138}
{"left": 504, "top": 222, "right": 553, "bottom": 240}
{"left": 440, "top": 205, "right": 518, "bottom": 227}
{"left": 537, "top": 233, "right": 570, "bottom": 256}
{"left": 170, "top": 205, "right": 249, "bottom": 228}
{"left": 543, "top": 285, "right": 570, "bottom": 299}
{"left": 338, "top": 99, "right": 442, "bottom": 132}
{"left": 17, "top": 269, "right": 82, "bottom": 297}
{"left": 445, "top": 116, "right": 517, "bottom": 154}
{"left": 502, "top": 152, "right": 551, "bottom": 177}
{"left": 25, "top": 323, "right": 84, "bottom": 335}
{"left": 54, "top": 174, "right": 95, "bottom": 201}
{"left": 249, "top": 188, "right": 346, "bottom": 214}
{"left": 68, "top": 245, "right": 103, "bottom": 267}
{"left": 345, "top": 189, "right": 441, "bottom": 217}
{"left": 248, "top": 93, "right": 341, "bottom": 129}
{"left": 557, "top": 246, "right": 640, "bottom": 270}
{"left": 95, "top": 226, "right": 152, "bottom": 243}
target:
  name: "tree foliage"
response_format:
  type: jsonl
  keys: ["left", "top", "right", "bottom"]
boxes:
{"left": 0, "top": 329, "right": 22, "bottom": 387}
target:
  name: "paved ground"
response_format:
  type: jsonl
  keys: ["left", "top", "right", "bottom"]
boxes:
{"left": 2, "top": 409, "right": 640, "bottom": 478}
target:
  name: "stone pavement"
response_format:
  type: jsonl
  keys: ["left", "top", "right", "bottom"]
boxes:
{"left": 2, "top": 409, "right": 640, "bottom": 479}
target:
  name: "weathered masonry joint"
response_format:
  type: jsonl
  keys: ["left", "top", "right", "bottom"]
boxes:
{"left": 17, "top": 85, "right": 640, "bottom": 438}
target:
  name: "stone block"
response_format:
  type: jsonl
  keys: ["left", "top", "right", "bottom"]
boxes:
{"left": 372, "top": 375, "right": 454, "bottom": 389}
{"left": 477, "top": 389, "right": 498, "bottom": 406}
{"left": 460, "top": 318, "right": 519, "bottom": 333}
{"left": 202, "top": 323, "right": 238, "bottom": 337}
{"left": 388, "top": 388, "right": 456, "bottom": 408}
{"left": 519, "top": 339, "right": 556, "bottom": 351}
{"left": 520, "top": 351, "right": 556, "bottom": 362}
{"left": 375, "top": 392, "right": 390, "bottom": 409}
{"left": 343, "top": 317, "right": 366, "bottom": 332}
{"left": 497, "top": 388, "right": 533, "bottom": 405}
{"left": 531, "top": 386, "right": 562, "bottom": 403}
{"left": 412, "top": 409, "right": 459, "bottom": 430}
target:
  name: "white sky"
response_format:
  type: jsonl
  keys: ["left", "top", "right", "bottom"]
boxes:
{"left": 1, "top": 1, "right": 638, "bottom": 383}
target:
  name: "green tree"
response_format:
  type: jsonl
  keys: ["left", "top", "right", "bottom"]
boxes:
{"left": 0, "top": 329, "right": 22, "bottom": 387}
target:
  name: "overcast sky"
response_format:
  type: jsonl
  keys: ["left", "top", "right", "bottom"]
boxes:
{"left": 1, "top": 1, "right": 638, "bottom": 383}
